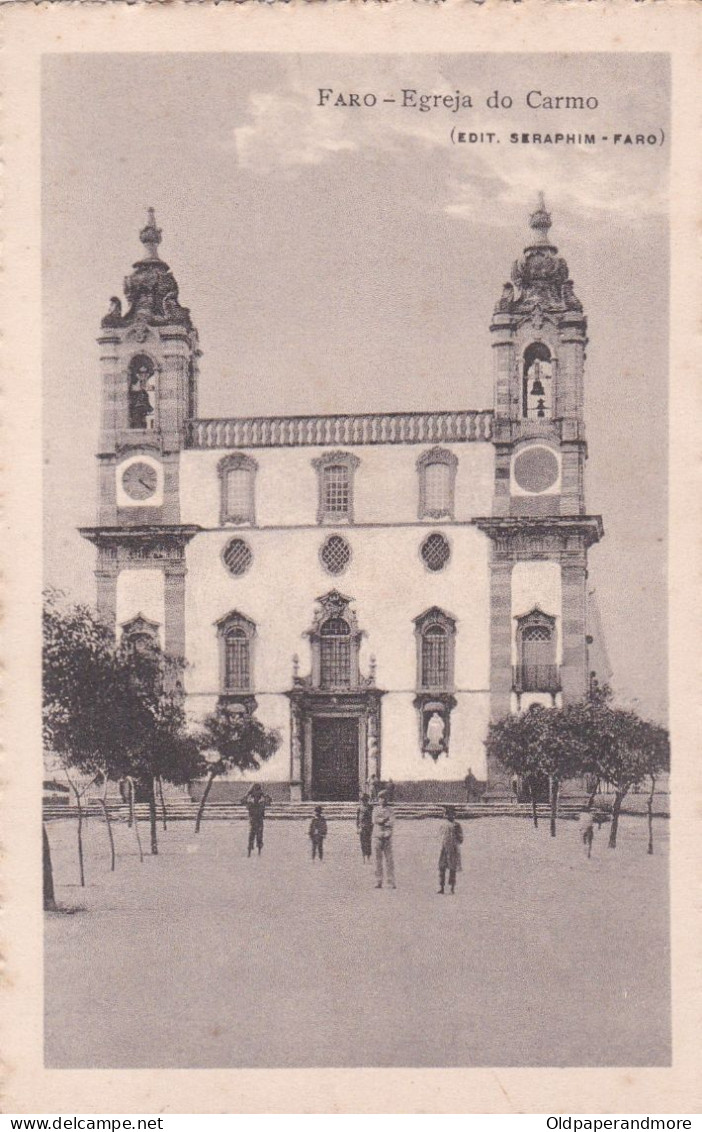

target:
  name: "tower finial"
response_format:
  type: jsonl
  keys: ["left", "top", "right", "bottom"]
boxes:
{"left": 139, "top": 207, "right": 162, "bottom": 260}
{"left": 529, "top": 193, "right": 552, "bottom": 245}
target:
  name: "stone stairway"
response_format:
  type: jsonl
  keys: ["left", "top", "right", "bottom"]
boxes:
{"left": 42, "top": 799, "right": 586, "bottom": 823}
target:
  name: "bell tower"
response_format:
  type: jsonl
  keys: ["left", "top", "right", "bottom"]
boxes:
{"left": 476, "top": 197, "right": 603, "bottom": 786}
{"left": 81, "top": 210, "right": 201, "bottom": 655}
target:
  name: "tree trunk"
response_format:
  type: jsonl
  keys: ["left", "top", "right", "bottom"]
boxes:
{"left": 647, "top": 776, "right": 656, "bottom": 855}
{"left": 127, "top": 777, "right": 144, "bottom": 863}
{"left": 195, "top": 771, "right": 216, "bottom": 834}
{"left": 529, "top": 778, "right": 538, "bottom": 828}
{"left": 96, "top": 798, "right": 116, "bottom": 871}
{"left": 550, "top": 778, "right": 559, "bottom": 838}
{"left": 43, "top": 824, "right": 57, "bottom": 911}
{"left": 608, "top": 790, "right": 626, "bottom": 849}
{"left": 126, "top": 778, "right": 134, "bottom": 829}
{"left": 158, "top": 777, "right": 168, "bottom": 831}
{"left": 67, "top": 781, "right": 86, "bottom": 887}
{"left": 147, "top": 779, "right": 159, "bottom": 855}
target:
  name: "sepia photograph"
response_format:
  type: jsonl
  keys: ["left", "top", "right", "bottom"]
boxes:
{"left": 38, "top": 48, "right": 674, "bottom": 1068}
{"left": 37, "top": 49, "right": 674, "bottom": 1073}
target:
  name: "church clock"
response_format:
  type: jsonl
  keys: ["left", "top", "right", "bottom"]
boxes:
{"left": 121, "top": 461, "right": 158, "bottom": 502}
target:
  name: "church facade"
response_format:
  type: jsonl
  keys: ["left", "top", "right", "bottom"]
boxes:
{"left": 82, "top": 199, "right": 604, "bottom": 801}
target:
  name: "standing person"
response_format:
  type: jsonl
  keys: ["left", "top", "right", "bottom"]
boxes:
{"left": 437, "top": 805, "right": 463, "bottom": 895}
{"left": 464, "top": 767, "right": 478, "bottom": 803}
{"left": 241, "top": 783, "right": 272, "bottom": 857}
{"left": 384, "top": 778, "right": 396, "bottom": 803}
{"left": 308, "top": 805, "right": 328, "bottom": 861}
{"left": 581, "top": 811, "right": 595, "bottom": 859}
{"left": 372, "top": 790, "right": 396, "bottom": 889}
{"left": 356, "top": 793, "right": 373, "bottom": 863}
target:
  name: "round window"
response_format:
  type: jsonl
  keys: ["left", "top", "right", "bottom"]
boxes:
{"left": 320, "top": 535, "right": 351, "bottom": 576}
{"left": 421, "top": 532, "right": 451, "bottom": 572}
{"left": 513, "top": 446, "right": 559, "bottom": 494}
{"left": 223, "top": 537, "right": 253, "bottom": 577}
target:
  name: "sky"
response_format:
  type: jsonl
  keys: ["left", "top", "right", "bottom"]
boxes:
{"left": 42, "top": 51, "right": 669, "bottom": 721}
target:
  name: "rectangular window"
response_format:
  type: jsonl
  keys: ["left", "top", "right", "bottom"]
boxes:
{"left": 320, "top": 638, "right": 351, "bottom": 688}
{"left": 422, "top": 634, "right": 449, "bottom": 688}
{"left": 226, "top": 468, "right": 253, "bottom": 521}
{"left": 225, "top": 637, "right": 250, "bottom": 690}
{"left": 324, "top": 465, "right": 349, "bottom": 515}
{"left": 424, "top": 462, "right": 451, "bottom": 514}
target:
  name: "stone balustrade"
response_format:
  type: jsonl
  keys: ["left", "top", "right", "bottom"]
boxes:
{"left": 187, "top": 409, "right": 493, "bottom": 450}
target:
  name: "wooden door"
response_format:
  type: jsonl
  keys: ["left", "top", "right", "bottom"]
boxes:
{"left": 311, "top": 717, "right": 359, "bottom": 801}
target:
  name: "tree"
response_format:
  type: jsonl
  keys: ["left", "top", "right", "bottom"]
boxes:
{"left": 486, "top": 703, "right": 587, "bottom": 837}
{"left": 43, "top": 592, "right": 203, "bottom": 870}
{"left": 194, "top": 704, "right": 281, "bottom": 833}
{"left": 109, "top": 638, "right": 203, "bottom": 855}
{"left": 577, "top": 695, "right": 670, "bottom": 849}
{"left": 43, "top": 591, "right": 135, "bottom": 883}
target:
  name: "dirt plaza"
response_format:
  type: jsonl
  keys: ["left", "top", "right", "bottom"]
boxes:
{"left": 44, "top": 813, "right": 670, "bottom": 1068}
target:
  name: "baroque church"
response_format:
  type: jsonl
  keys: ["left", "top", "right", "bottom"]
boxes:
{"left": 82, "top": 197, "right": 604, "bottom": 801}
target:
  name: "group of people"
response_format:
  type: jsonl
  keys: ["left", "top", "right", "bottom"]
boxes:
{"left": 241, "top": 784, "right": 465, "bottom": 894}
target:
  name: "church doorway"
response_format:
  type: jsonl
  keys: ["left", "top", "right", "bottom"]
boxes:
{"left": 311, "top": 716, "right": 360, "bottom": 801}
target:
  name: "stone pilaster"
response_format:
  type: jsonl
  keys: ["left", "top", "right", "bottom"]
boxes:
{"left": 290, "top": 700, "right": 303, "bottom": 802}
{"left": 95, "top": 566, "right": 117, "bottom": 627}
{"left": 561, "top": 560, "right": 588, "bottom": 703}
{"left": 163, "top": 564, "right": 186, "bottom": 659}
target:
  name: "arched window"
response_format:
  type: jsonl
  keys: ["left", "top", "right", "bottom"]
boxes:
{"left": 417, "top": 447, "right": 458, "bottom": 519}
{"left": 514, "top": 609, "right": 560, "bottom": 692}
{"left": 522, "top": 343, "right": 553, "bottom": 421}
{"left": 216, "top": 612, "right": 256, "bottom": 693}
{"left": 312, "top": 451, "right": 361, "bottom": 524}
{"left": 414, "top": 608, "right": 456, "bottom": 690}
{"left": 319, "top": 616, "right": 352, "bottom": 689}
{"left": 120, "top": 613, "right": 160, "bottom": 653}
{"left": 218, "top": 454, "right": 258, "bottom": 525}
{"left": 128, "top": 355, "right": 156, "bottom": 430}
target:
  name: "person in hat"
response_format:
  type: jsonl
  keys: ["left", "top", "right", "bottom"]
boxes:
{"left": 356, "top": 793, "right": 373, "bottom": 863}
{"left": 372, "top": 790, "right": 396, "bottom": 889}
{"left": 241, "top": 783, "right": 272, "bottom": 857}
{"left": 437, "top": 805, "right": 463, "bottom": 894}
{"left": 308, "top": 805, "right": 328, "bottom": 861}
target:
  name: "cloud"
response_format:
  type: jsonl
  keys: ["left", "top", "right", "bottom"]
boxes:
{"left": 445, "top": 146, "right": 668, "bottom": 227}
{"left": 233, "top": 91, "right": 357, "bottom": 173}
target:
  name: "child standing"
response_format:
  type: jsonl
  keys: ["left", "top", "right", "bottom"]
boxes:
{"left": 356, "top": 793, "right": 373, "bottom": 863}
{"left": 309, "top": 805, "right": 328, "bottom": 861}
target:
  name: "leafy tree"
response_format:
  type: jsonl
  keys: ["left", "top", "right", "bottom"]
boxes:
{"left": 109, "top": 638, "right": 203, "bottom": 855}
{"left": 194, "top": 704, "right": 281, "bottom": 833}
{"left": 43, "top": 592, "right": 203, "bottom": 871}
{"left": 43, "top": 591, "right": 134, "bottom": 882}
{"left": 486, "top": 703, "right": 587, "bottom": 837}
{"left": 577, "top": 695, "right": 670, "bottom": 849}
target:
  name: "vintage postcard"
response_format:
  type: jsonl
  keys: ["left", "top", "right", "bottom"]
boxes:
{"left": 1, "top": 2, "right": 699, "bottom": 1116}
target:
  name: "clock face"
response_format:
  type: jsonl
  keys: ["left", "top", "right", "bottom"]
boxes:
{"left": 121, "top": 461, "right": 158, "bottom": 502}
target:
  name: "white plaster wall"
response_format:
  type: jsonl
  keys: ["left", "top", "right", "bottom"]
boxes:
{"left": 115, "top": 568, "right": 165, "bottom": 646}
{"left": 183, "top": 525, "right": 490, "bottom": 694}
{"left": 511, "top": 560, "right": 562, "bottom": 663}
{"left": 179, "top": 442, "right": 494, "bottom": 529}
{"left": 380, "top": 692, "right": 489, "bottom": 781}
{"left": 181, "top": 524, "right": 491, "bottom": 782}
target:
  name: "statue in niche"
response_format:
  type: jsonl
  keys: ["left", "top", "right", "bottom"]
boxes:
{"left": 128, "top": 358, "right": 155, "bottom": 430}
{"left": 425, "top": 711, "right": 446, "bottom": 755}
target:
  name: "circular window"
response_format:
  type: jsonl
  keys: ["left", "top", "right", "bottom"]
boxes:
{"left": 513, "top": 446, "right": 559, "bottom": 494}
{"left": 320, "top": 534, "right": 351, "bottom": 576}
{"left": 223, "top": 538, "right": 253, "bottom": 577}
{"left": 421, "top": 532, "right": 451, "bottom": 572}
